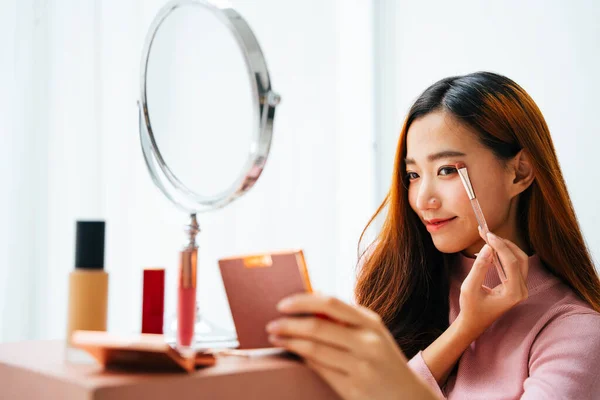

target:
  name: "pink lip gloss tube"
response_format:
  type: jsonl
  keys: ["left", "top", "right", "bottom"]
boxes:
{"left": 456, "top": 163, "right": 508, "bottom": 282}
{"left": 177, "top": 239, "right": 198, "bottom": 357}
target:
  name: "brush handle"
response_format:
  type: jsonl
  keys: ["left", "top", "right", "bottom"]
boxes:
{"left": 490, "top": 248, "right": 508, "bottom": 282}
{"left": 470, "top": 199, "right": 508, "bottom": 282}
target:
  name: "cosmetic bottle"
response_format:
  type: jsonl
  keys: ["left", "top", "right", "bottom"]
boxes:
{"left": 176, "top": 215, "right": 199, "bottom": 357}
{"left": 141, "top": 267, "right": 165, "bottom": 334}
{"left": 66, "top": 221, "right": 109, "bottom": 346}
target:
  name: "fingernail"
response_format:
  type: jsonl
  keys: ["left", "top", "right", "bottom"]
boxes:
{"left": 479, "top": 244, "right": 491, "bottom": 258}
{"left": 487, "top": 232, "right": 499, "bottom": 242}
{"left": 277, "top": 298, "right": 292, "bottom": 311}
{"left": 266, "top": 320, "right": 280, "bottom": 333}
{"left": 268, "top": 334, "right": 280, "bottom": 344}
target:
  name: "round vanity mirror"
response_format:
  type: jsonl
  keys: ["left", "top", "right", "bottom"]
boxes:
{"left": 137, "top": 0, "right": 280, "bottom": 351}
{"left": 139, "top": 0, "right": 280, "bottom": 213}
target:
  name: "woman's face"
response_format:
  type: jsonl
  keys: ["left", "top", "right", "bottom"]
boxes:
{"left": 405, "top": 111, "right": 515, "bottom": 256}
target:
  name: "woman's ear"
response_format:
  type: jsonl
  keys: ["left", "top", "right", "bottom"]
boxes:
{"left": 509, "top": 150, "right": 535, "bottom": 196}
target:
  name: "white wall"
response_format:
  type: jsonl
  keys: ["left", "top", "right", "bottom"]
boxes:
{"left": 0, "top": 0, "right": 376, "bottom": 341}
{"left": 375, "top": 0, "right": 600, "bottom": 264}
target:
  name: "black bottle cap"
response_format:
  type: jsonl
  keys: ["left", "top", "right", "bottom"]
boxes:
{"left": 75, "top": 221, "right": 105, "bottom": 270}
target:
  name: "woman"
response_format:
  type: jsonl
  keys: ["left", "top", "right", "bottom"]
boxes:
{"left": 265, "top": 72, "right": 600, "bottom": 399}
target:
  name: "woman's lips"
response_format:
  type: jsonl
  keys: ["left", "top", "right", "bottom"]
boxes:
{"left": 425, "top": 217, "right": 457, "bottom": 233}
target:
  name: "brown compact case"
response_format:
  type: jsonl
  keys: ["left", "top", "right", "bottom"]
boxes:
{"left": 71, "top": 331, "right": 216, "bottom": 372}
{"left": 218, "top": 250, "right": 313, "bottom": 349}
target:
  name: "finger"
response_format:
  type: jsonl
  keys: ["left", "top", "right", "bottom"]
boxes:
{"left": 268, "top": 334, "right": 355, "bottom": 375}
{"left": 487, "top": 233, "right": 521, "bottom": 284}
{"left": 266, "top": 316, "right": 358, "bottom": 352}
{"left": 500, "top": 239, "right": 529, "bottom": 280}
{"left": 277, "top": 293, "right": 382, "bottom": 330}
{"left": 462, "top": 244, "right": 492, "bottom": 291}
{"left": 304, "top": 359, "right": 353, "bottom": 399}
{"left": 478, "top": 225, "right": 487, "bottom": 242}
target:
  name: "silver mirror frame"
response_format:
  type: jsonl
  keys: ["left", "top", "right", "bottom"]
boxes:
{"left": 138, "top": 0, "right": 280, "bottom": 213}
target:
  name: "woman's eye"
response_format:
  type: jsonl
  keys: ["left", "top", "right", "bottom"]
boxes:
{"left": 438, "top": 166, "right": 457, "bottom": 176}
{"left": 405, "top": 172, "right": 419, "bottom": 181}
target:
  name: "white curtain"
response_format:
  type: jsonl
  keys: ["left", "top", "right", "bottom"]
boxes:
{"left": 0, "top": 0, "right": 377, "bottom": 342}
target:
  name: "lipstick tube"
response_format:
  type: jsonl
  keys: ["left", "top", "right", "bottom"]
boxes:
{"left": 176, "top": 215, "right": 199, "bottom": 357}
{"left": 142, "top": 268, "right": 165, "bottom": 334}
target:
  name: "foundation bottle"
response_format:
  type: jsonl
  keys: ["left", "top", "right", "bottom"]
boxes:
{"left": 66, "top": 221, "right": 109, "bottom": 345}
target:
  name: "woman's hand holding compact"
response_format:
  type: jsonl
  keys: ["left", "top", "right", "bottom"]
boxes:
{"left": 456, "top": 231, "right": 530, "bottom": 338}
{"left": 263, "top": 232, "right": 530, "bottom": 398}
{"left": 266, "top": 294, "right": 437, "bottom": 400}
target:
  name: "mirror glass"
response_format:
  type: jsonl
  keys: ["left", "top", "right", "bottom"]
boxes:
{"left": 145, "top": 3, "right": 256, "bottom": 202}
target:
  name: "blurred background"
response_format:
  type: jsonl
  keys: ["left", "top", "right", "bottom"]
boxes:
{"left": 0, "top": 0, "right": 598, "bottom": 343}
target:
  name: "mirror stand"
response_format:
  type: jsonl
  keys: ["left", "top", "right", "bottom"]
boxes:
{"left": 170, "top": 214, "right": 237, "bottom": 350}
{"left": 138, "top": 102, "right": 237, "bottom": 348}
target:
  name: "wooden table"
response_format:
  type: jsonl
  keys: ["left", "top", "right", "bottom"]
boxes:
{"left": 0, "top": 340, "right": 340, "bottom": 399}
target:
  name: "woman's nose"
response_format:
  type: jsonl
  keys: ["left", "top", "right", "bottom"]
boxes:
{"left": 415, "top": 181, "right": 441, "bottom": 211}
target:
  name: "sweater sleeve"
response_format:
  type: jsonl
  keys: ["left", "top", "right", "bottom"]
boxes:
{"left": 408, "top": 351, "right": 447, "bottom": 399}
{"left": 521, "top": 312, "right": 600, "bottom": 399}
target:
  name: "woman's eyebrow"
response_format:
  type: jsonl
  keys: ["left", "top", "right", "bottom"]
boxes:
{"left": 405, "top": 150, "right": 466, "bottom": 165}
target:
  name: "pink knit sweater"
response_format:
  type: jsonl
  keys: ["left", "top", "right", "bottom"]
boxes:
{"left": 408, "top": 253, "right": 600, "bottom": 399}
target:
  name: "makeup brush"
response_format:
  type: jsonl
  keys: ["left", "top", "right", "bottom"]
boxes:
{"left": 455, "top": 162, "right": 508, "bottom": 281}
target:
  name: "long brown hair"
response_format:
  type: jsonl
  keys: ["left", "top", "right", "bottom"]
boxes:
{"left": 356, "top": 72, "right": 600, "bottom": 359}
